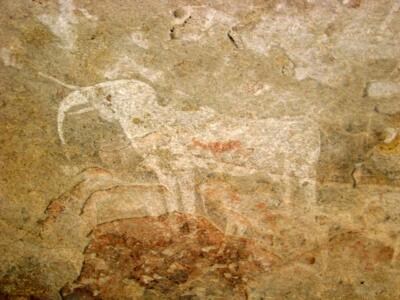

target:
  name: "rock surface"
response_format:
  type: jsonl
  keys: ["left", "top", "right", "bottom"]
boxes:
{"left": 1, "top": 0, "right": 400, "bottom": 299}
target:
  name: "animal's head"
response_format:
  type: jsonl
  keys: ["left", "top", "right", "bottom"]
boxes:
{"left": 57, "top": 79, "right": 161, "bottom": 144}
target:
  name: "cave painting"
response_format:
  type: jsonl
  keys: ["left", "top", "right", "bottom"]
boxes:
{"left": 49, "top": 76, "right": 320, "bottom": 218}
{"left": 45, "top": 74, "right": 320, "bottom": 228}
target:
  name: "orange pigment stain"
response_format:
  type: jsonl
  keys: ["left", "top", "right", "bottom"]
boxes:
{"left": 191, "top": 138, "right": 241, "bottom": 154}
{"left": 255, "top": 203, "right": 267, "bottom": 209}
{"left": 229, "top": 192, "right": 241, "bottom": 203}
{"left": 204, "top": 185, "right": 241, "bottom": 203}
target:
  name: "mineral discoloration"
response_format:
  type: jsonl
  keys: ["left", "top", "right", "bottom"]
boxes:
{"left": 37, "top": 0, "right": 79, "bottom": 50}
{"left": 61, "top": 213, "right": 278, "bottom": 299}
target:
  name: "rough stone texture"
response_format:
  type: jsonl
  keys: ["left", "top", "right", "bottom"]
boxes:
{"left": 1, "top": 0, "right": 400, "bottom": 299}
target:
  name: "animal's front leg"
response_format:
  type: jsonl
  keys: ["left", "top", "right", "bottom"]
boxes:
{"left": 176, "top": 169, "right": 197, "bottom": 214}
{"left": 144, "top": 155, "right": 180, "bottom": 212}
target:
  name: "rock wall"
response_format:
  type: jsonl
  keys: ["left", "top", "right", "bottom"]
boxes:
{"left": 1, "top": 0, "right": 400, "bottom": 299}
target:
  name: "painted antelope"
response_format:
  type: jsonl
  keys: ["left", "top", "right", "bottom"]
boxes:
{"left": 40, "top": 73, "right": 320, "bottom": 234}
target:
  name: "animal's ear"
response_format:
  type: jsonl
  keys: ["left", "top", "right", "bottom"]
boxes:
{"left": 120, "top": 120, "right": 156, "bottom": 142}
{"left": 57, "top": 91, "right": 89, "bottom": 144}
{"left": 81, "top": 87, "right": 119, "bottom": 123}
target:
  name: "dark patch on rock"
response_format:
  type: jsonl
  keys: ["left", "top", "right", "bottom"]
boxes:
{"left": 61, "top": 212, "right": 278, "bottom": 299}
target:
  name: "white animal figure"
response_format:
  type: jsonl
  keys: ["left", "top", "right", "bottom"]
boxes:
{"left": 41, "top": 73, "right": 320, "bottom": 217}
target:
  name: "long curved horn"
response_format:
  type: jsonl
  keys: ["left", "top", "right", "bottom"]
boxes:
{"left": 38, "top": 72, "right": 79, "bottom": 90}
{"left": 57, "top": 91, "right": 89, "bottom": 144}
